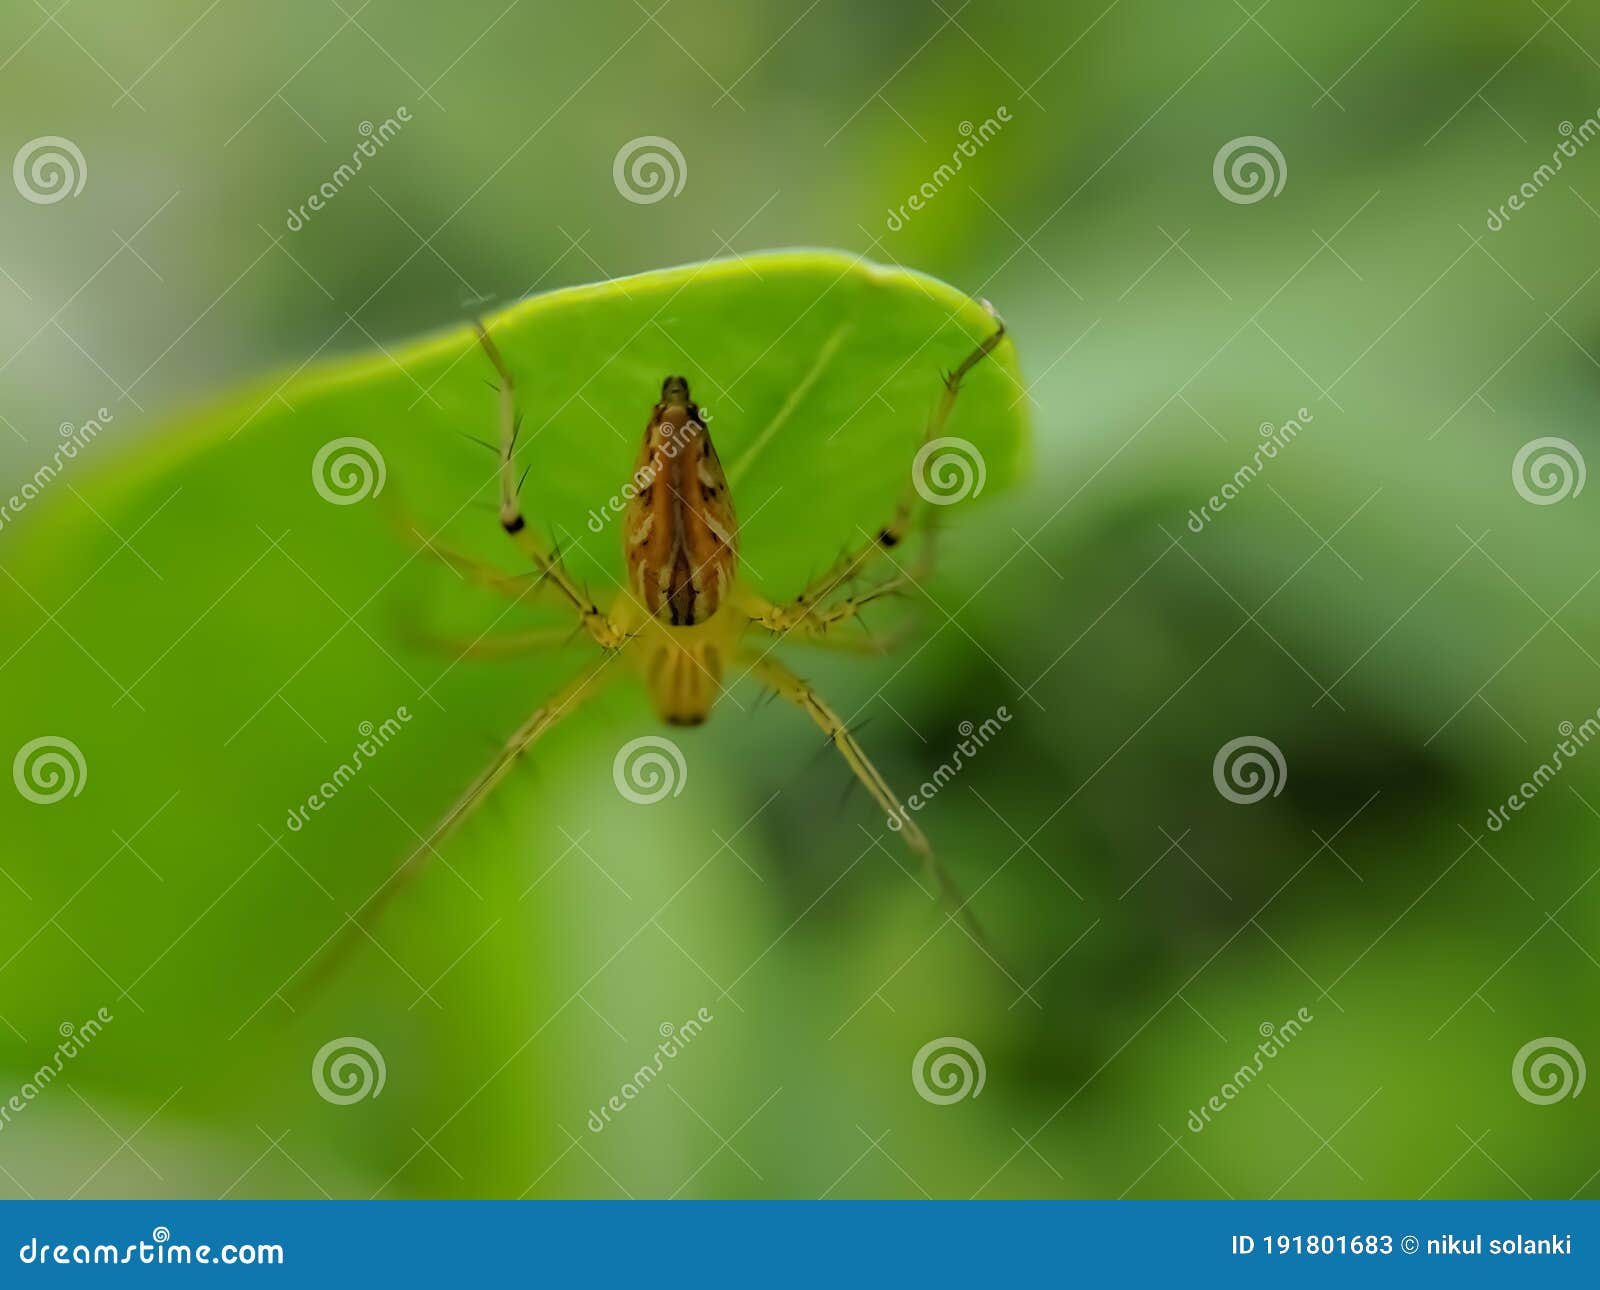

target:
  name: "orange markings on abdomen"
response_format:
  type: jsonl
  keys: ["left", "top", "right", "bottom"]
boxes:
{"left": 623, "top": 391, "right": 738, "bottom": 627}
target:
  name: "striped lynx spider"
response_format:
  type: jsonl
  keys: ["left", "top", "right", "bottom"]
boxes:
{"left": 343, "top": 308, "right": 1006, "bottom": 957}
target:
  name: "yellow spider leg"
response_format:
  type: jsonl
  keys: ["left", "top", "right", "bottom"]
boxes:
{"left": 738, "top": 573, "right": 912, "bottom": 643}
{"left": 475, "top": 322, "right": 623, "bottom": 650}
{"left": 289, "top": 660, "right": 618, "bottom": 997}
{"left": 746, "top": 304, "right": 1006, "bottom": 636}
{"left": 745, "top": 652, "right": 989, "bottom": 948}
{"left": 788, "top": 622, "right": 913, "bottom": 656}
{"left": 746, "top": 652, "right": 930, "bottom": 852}
{"left": 389, "top": 506, "right": 544, "bottom": 603}
{"left": 400, "top": 622, "right": 587, "bottom": 661}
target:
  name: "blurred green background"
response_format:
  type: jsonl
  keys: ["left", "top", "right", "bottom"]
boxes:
{"left": 2, "top": 0, "right": 1598, "bottom": 1199}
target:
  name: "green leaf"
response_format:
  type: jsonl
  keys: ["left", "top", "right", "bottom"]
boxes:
{"left": 0, "top": 250, "right": 1027, "bottom": 1195}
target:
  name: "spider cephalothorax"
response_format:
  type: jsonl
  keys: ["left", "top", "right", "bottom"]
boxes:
{"left": 325, "top": 307, "right": 1008, "bottom": 974}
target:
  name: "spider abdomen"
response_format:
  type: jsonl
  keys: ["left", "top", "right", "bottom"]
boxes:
{"left": 623, "top": 376, "right": 738, "bottom": 628}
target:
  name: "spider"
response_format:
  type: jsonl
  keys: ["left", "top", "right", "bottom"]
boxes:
{"left": 329, "top": 305, "right": 1007, "bottom": 973}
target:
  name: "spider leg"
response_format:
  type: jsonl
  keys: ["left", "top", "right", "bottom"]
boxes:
{"left": 287, "top": 660, "right": 618, "bottom": 999}
{"left": 385, "top": 502, "right": 595, "bottom": 656}
{"left": 743, "top": 303, "right": 1005, "bottom": 637}
{"left": 747, "top": 571, "right": 913, "bottom": 641}
{"left": 475, "top": 322, "right": 623, "bottom": 650}
{"left": 399, "top": 621, "right": 588, "bottom": 661}
{"left": 388, "top": 501, "right": 545, "bottom": 603}
{"left": 788, "top": 620, "right": 914, "bottom": 656}
{"left": 745, "top": 652, "right": 990, "bottom": 950}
